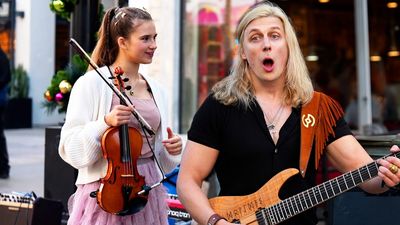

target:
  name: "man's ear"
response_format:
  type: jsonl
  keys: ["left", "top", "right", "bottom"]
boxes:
{"left": 240, "top": 48, "right": 246, "bottom": 60}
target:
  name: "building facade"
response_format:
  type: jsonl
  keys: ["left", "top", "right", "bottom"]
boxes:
{"left": 2, "top": 0, "right": 399, "bottom": 135}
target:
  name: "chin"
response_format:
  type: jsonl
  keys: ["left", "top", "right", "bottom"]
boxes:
{"left": 142, "top": 60, "right": 152, "bottom": 64}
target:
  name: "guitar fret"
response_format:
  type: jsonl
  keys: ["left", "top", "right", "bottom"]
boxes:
{"left": 315, "top": 187, "right": 323, "bottom": 202}
{"left": 348, "top": 172, "right": 356, "bottom": 187}
{"left": 273, "top": 205, "right": 279, "bottom": 224}
{"left": 302, "top": 192, "right": 309, "bottom": 209}
{"left": 307, "top": 189, "right": 315, "bottom": 206}
{"left": 333, "top": 178, "right": 341, "bottom": 194}
{"left": 276, "top": 204, "right": 284, "bottom": 222}
{"left": 266, "top": 208, "right": 275, "bottom": 225}
{"left": 268, "top": 206, "right": 277, "bottom": 224}
{"left": 336, "top": 178, "right": 342, "bottom": 193}
{"left": 366, "top": 164, "right": 372, "bottom": 178}
{"left": 357, "top": 168, "right": 364, "bottom": 182}
{"left": 259, "top": 208, "right": 269, "bottom": 225}
{"left": 290, "top": 197, "right": 298, "bottom": 215}
{"left": 338, "top": 175, "right": 347, "bottom": 191}
{"left": 324, "top": 181, "right": 333, "bottom": 198}
{"left": 293, "top": 194, "right": 300, "bottom": 214}
{"left": 282, "top": 200, "right": 289, "bottom": 219}
{"left": 297, "top": 193, "right": 304, "bottom": 211}
{"left": 343, "top": 175, "right": 349, "bottom": 189}
{"left": 284, "top": 199, "right": 292, "bottom": 217}
{"left": 319, "top": 184, "right": 327, "bottom": 201}
{"left": 311, "top": 188, "right": 319, "bottom": 204}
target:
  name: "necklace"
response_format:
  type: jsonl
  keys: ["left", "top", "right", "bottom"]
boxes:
{"left": 263, "top": 103, "right": 284, "bottom": 131}
{"left": 125, "top": 76, "right": 140, "bottom": 96}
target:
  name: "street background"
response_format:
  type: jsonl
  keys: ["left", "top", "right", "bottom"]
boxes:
{"left": 0, "top": 128, "right": 45, "bottom": 197}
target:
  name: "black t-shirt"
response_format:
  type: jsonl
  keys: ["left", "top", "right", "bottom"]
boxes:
{"left": 187, "top": 94, "right": 352, "bottom": 225}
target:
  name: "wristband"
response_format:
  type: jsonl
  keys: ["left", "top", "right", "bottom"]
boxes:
{"left": 207, "top": 213, "right": 225, "bottom": 225}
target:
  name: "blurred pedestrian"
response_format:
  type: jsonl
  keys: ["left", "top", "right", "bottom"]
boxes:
{"left": 0, "top": 47, "right": 11, "bottom": 179}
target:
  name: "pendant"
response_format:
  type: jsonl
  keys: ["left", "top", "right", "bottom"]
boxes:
{"left": 267, "top": 124, "right": 275, "bottom": 130}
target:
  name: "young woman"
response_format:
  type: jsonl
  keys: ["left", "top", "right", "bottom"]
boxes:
{"left": 177, "top": 2, "right": 400, "bottom": 225}
{"left": 59, "top": 7, "right": 182, "bottom": 225}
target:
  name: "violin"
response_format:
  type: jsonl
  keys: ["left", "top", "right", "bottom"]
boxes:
{"left": 96, "top": 66, "right": 148, "bottom": 216}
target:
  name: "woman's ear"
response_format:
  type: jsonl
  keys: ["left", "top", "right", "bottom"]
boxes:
{"left": 117, "top": 37, "right": 128, "bottom": 50}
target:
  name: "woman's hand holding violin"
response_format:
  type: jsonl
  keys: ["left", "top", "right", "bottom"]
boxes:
{"left": 104, "top": 105, "right": 135, "bottom": 126}
{"left": 162, "top": 127, "right": 182, "bottom": 155}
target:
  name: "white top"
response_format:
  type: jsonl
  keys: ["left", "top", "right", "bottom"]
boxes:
{"left": 58, "top": 66, "right": 181, "bottom": 185}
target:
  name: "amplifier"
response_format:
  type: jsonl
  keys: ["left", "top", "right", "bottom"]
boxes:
{"left": 328, "top": 188, "right": 400, "bottom": 225}
{"left": 0, "top": 194, "right": 63, "bottom": 225}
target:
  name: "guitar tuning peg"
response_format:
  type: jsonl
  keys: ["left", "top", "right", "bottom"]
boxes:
{"left": 125, "top": 85, "right": 132, "bottom": 90}
{"left": 123, "top": 78, "right": 129, "bottom": 82}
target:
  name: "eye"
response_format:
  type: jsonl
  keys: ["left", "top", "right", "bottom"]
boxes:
{"left": 271, "top": 32, "right": 281, "bottom": 40}
{"left": 250, "top": 34, "right": 262, "bottom": 42}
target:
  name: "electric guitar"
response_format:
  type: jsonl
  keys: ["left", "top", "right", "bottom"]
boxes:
{"left": 209, "top": 151, "right": 400, "bottom": 225}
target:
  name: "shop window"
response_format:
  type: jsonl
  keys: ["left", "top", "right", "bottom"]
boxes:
{"left": 0, "top": 0, "right": 13, "bottom": 61}
{"left": 55, "top": 16, "right": 70, "bottom": 72}
{"left": 180, "top": 0, "right": 400, "bottom": 134}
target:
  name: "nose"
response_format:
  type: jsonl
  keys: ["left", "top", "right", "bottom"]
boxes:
{"left": 263, "top": 38, "right": 271, "bottom": 52}
{"left": 150, "top": 39, "right": 157, "bottom": 50}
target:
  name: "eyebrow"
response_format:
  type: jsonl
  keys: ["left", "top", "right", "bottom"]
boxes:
{"left": 247, "top": 26, "right": 282, "bottom": 34}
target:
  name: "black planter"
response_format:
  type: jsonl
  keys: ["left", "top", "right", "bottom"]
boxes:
{"left": 5, "top": 98, "right": 32, "bottom": 129}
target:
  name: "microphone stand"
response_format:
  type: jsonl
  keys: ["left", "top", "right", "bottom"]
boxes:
{"left": 69, "top": 38, "right": 155, "bottom": 136}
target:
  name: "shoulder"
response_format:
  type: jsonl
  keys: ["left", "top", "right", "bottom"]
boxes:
{"left": 74, "top": 67, "right": 109, "bottom": 88}
{"left": 201, "top": 94, "right": 225, "bottom": 110}
{"left": 141, "top": 74, "right": 164, "bottom": 92}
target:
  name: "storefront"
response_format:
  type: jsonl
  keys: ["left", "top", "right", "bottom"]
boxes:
{"left": 0, "top": 0, "right": 15, "bottom": 65}
{"left": 179, "top": 0, "right": 400, "bottom": 134}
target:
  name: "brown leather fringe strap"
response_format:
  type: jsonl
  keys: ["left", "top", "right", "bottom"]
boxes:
{"left": 300, "top": 92, "right": 344, "bottom": 177}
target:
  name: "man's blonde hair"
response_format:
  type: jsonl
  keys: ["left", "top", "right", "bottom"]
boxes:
{"left": 212, "top": 1, "right": 313, "bottom": 108}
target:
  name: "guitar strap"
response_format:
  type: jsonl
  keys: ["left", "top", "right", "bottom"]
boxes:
{"left": 299, "top": 91, "right": 344, "bottom": 177}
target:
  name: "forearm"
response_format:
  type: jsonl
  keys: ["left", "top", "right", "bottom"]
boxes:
{"left": 177, "top": 178, "right": 216, "bottom": 225}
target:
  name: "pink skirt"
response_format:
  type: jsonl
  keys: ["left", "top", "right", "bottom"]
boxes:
{"left": 67, "top": 158, "right": 169, "bottom": 225}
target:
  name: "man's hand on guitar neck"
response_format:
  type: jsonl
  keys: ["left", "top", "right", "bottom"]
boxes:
{"left": 377, "top": 145, "right": 400, "bottom": 188}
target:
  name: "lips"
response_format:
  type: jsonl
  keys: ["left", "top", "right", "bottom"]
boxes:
{"left": 146, "top": 51, "right": 155, "bottom": 58}
{"left": 262, "top": 57, "right": 274, "bottom": 72}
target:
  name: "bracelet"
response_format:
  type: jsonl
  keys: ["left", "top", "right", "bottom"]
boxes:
{"left": 207, "top": 213, "right": 225, "bottom": 225}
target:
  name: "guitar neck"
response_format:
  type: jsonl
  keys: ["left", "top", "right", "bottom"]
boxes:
{"left": 260, "top": 152, "right": 399, "bottom": 225}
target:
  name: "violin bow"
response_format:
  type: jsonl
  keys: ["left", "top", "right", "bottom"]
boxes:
{"left": 69, "top": 38, "right": 155, "bottom": 136}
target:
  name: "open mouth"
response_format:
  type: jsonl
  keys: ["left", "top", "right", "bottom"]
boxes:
{"left": 263, "top": 58, "right": 274, "bottom": 72}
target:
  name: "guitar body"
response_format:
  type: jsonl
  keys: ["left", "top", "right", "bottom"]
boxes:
{"left": 209, "top": 151, "right": 398, "bottom": 225}
{"left": 209, "top": 168, "right": 299, "bottom": 224}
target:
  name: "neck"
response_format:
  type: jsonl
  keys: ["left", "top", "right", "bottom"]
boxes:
{"left": 255, "top": 88, "right": 284, "bottom": 105}
{"left": 112, "top": 59, "right": 140, "bottom": 80}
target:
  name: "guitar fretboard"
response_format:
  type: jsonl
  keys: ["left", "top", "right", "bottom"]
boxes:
{"left": 256, "top": 151, "right": 399, "bottom": 225}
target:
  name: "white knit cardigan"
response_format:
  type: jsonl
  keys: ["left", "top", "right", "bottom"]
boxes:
{"left": 58, "top": 66, "right": 181, "bottom": 185}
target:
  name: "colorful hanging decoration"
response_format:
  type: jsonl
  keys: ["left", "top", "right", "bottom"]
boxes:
{"left": 43, "top": 54, "right": 88, "bottom": 114}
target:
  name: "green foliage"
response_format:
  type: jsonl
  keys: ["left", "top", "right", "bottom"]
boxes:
{"left": 43, "top": 54, "right": 88, "bottom": 114}
{"left": 49, "top": 0, "right": 78, "bottom": 21}
{"left": 9, "top": 65, "right": 29, "bottom": 99}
